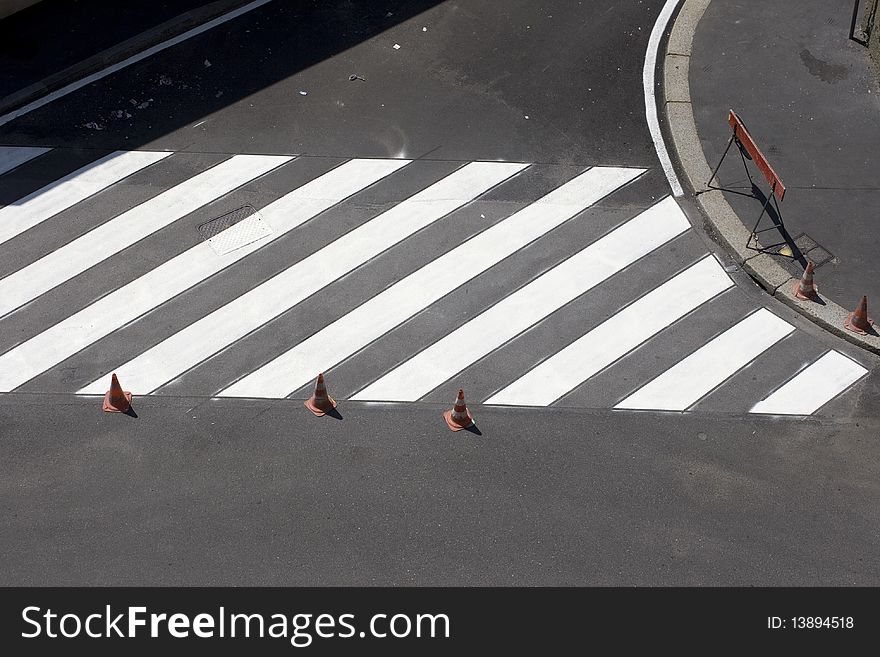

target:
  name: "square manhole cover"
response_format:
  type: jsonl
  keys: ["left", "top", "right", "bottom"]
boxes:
{"left": 772, "top": 232, "right": 835, "bottom": 277}
{"left": 198, "top": 204, "right": 272, "bottom": 255}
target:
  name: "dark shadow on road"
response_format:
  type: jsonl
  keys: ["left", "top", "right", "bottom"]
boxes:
{"left": 749, "top": 183, "right": 808, "bottom": 268}
{"left": 462, "top": 423, "right": 482, "bottom": 436}
{"left": 0, "top": 0, "right": 448, "bottom": 148}
{"left": 323, "top": 407, "right": 343, "bottom": 420}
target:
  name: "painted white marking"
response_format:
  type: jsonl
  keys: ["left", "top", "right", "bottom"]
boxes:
{"left": 0, "top": 146, "right": 51, "bottom": 175}
{"left": 78, "top": 161, "right": 535, "bottom": 395}
{"left": 749, "top": 351, "right": 868, "bottom": 415}
{"left": 615, "top": 308, "right": 795, "bottom": 411}
{"left": 206, "top": 212, "right": 273, "bottom": 255}
{"left": 645, "top": 0, "right": 684, "bottom": 197}
{"left": 215, "top": 166, "right": 645, "bottom": 399}
{"left": 0, "top": 0, "right": 277, "bottom": 127}
{"left": 354, "top": 197, "right": 691, "bottom": 402}
{"left": 0, "top": 159, "right": 407, "bottom": 392}
{"left": 485, "top": 255, "right": 734, "bottom": 406}
{"left": 0, "top": 154, "right": 290, "bottom": 318}
{"left": 0, "top": 150, "right": 172, "bottom": 246}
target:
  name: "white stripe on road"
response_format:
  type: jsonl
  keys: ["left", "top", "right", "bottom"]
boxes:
{"left": 749, "top": 350, "right": 868, "bottom": 415}
{"left": 485, "top": 255, "right": 734, "bottom": 406}
{"left": 615, "top": 308, "right": 795, "bottom": 411}
{"left": 353, "top": 197, "right": 691, "bottom": 402}
{"left": 0, "top": 150, "right": 171, "bottom": 246}
{"left": 215, "top": 166, "right": 646, "bottom": 399}
{"left": 0, "top": 146, "right": 51, "bottom": 175}
{"left": 644, "top": 0, "right": 684, "bottom": 197}
{"left": 78, "top": 161, "right": 535, "bottom": 395}
{"left": 0, "top": 154, "right": 290, "bottom": 318}
{"left": 0, "top": 0, "right": 277, "bottom": 127}
{"left": 0, "top": 158, "right": 407, "bottom": 392}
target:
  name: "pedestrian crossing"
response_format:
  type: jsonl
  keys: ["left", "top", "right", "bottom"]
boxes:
{"left": 0, "top": 146, "right": 870, "bottom": 416}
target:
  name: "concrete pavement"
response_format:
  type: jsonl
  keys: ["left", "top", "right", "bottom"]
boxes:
{"left": 663, "top": 0, "right": 880, "bottom": 354}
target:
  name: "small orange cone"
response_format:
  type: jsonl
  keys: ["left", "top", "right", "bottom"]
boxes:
{"left": 443, "top": 388, "right": 474, "bottom": 431}
{"left": 102, "top": 373, "right": 132, "bottom": 413}
{"left": 793, "top": 261, "right": 819, "bottom": 301}
{"left": 844, "top": 296, "right": 875, "bottom": 334}
{"left": 304, "top": 373, "right": 337, "bottom": 416}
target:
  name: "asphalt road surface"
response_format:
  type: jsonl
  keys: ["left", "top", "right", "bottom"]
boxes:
{"left": 0, "top": 0, "right": 878, "bottom": 585}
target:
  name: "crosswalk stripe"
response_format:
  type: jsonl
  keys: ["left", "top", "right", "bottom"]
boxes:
{"left": 484, "top": 255, "right": 734, "bottom": 406}
{"left": 0, "top": 158, "right": 408, "bottom": 392}
{"left": 78, "top": 161, "right": 534, "bottom": 395}
{"left": 352, "top": 196, "right": 691, "bottom": 402}
{"left": 749, "top": 350, "right": 868, "bottom": 415}
{"left": 0, "top": 146, "right": 51, "bottom": 176}
{"left": 0, "top": 154, "right": 291, "bottom": 319}
{"left": 216, "top": 166, "right": 646, "bottom": 399}
{"left": 0, "top": 150, "right": 171, "bottom": 247}
{"left": 614, "top": 308, "right": 795, "bottom": 411}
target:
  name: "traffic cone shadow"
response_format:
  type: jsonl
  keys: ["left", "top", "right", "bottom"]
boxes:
{"left": 323, "top": 406, "right": 343, "bottom": 420}
{"left": 461, "top": 422, "right": 482, "bottom": 436}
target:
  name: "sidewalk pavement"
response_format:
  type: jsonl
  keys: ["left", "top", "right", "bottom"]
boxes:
{"left": 664, "top": 0, "right": 880, "bottom": 355}
{"left": 0, "top": 0, "right": 254, "bottom": 113}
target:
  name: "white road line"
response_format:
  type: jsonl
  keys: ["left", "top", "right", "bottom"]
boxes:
{"left": 78, "top": 161, "right": 535, "bottom": 395}
{"left": 215, "top": 166, "right": 645, "bottom": 399}
{"left": 0, "top": 158, "right": 407, "bottom": 392}
{"left": 0, "top": 154, "right": 290, "bottom": 318}
{"left": 615, "top": 308, "right": 795, "bottom": 411}
{"left": 644, "top": 0, "right": 684, "bottom": 197}
{"left": 353, "top": 197, "right": 691, "bottom": 402}
{"left": 0, "top": 150, "right": 172, "bottom": 246}
{"left": 485, "top": 255, "right": 733, "bottom": 406}
{"left": 0, "top": 0, "right": 277, "bottom": 127}
{"left": 749, "top": 351, "right": 868, "bottom": 415}
{"left": 0, "top": 146, "right": 51, "bottom": 175}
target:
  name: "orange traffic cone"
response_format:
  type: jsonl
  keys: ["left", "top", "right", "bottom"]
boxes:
{"left": 793, "top": 261, "right": 819, "bottom": 301}
{"left": 844, "top": 296, "right": 875, "bottom": 334}
{"left": 304, "top": 373, "right": 337, "bottom": 416}
{"left": 443, "top": 388, "right": 474, "bottom": 431}
{"left": 102, "top": 373, "right": 132, "bottom": 413}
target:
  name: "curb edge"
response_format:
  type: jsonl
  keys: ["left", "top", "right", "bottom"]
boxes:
{"left": 662, "top": 0, "right": 880, "bottom": 355}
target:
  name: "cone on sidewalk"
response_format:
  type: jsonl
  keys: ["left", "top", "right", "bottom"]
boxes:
{"left": 443, "top": 388, "right": 474, "bottom": 431}
{"left": 844, "top": 296, "right": 875, "bottom": 335}
{"left": 102, "top": 373, "right": 132, "bottom": 413}
{"left": 304, "top": 373, "right": 337, "bottom": 416}
{"left": 793, "top": 260, "right": 819, "bottom": 301}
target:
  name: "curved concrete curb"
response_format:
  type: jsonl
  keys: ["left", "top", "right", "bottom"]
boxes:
{"left": 0, "top": 0, "right": 256, "bottom": 117}
{"left": 662, "top": 0, "right": 880, "bottom": 355}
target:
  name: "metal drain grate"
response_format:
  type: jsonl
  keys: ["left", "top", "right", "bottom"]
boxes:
{"left": 198, "top": 205, "right": 272, "bottom": 255}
